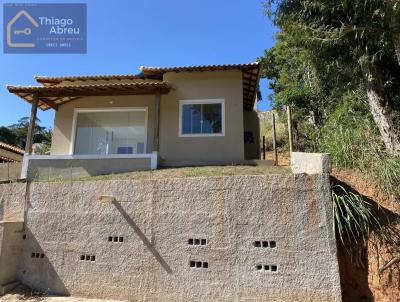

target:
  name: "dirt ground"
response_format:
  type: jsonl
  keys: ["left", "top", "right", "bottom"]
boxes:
{"left": 332, "top": 169, "right": 400, "bottom": 302}
{"left": 263, "top": 151, "right": 291, "bottom": 166}
{"left": 0, "top": 285, "right": 120, "bottom": 302}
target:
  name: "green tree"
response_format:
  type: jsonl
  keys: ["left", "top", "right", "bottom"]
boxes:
{"left": 0, "top": 126, "right": 17, "bottom": 146}
{"left": 9, "top": 117, "right": 47, "bottom": 148}
{"left": 263, "top": 0, "right": 400, "bottom": 154}
{"left": 1, "top": 117, "right": 52, "bottom": 150}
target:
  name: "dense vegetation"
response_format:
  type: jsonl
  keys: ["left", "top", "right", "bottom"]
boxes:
{"left": 0, "top": 117, "right": 52, "bottom": 154}
{"left": 260, "top": 0, "right": 400, "bottom": 196}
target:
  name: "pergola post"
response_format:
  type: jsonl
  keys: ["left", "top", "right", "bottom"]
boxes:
{"left": 153, "top": 93, "right": 161, "bottom": 152}
{"left": 286, "top": 105, "right": 293, "bottom": 155}
{"left": 25, "top": 93, "right": 39, "bottom": 154}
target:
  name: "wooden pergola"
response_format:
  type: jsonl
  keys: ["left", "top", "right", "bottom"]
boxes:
{"left": 7, "top": 81, "right": 171, "bottom": 154}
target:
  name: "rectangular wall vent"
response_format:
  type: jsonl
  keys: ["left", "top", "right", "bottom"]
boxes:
{"left": 80, "top": 254, "right": 96, "bottom": 261}
{"left": 253, "top": 240, "right": 277, "bottom": 248}
{"left": 256, "top": 264, "right": 278, "bottom": 272}
{"left": 189, "top": 260, "right": 209, "bottom": 269}
{"left": 188, "top": 238, "right": 207, "bottom": 246}
{"left": 31, "top": 252, "right": 45, "bottom": 258}
{"left": 108, "top": 236, "right": 124, "bottom": 242}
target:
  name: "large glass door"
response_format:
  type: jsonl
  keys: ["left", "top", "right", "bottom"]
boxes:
{"left": 73, "top": 109, "right": 147, "bottom": 155}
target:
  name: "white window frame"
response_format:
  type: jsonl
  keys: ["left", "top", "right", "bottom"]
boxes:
{"left": 178, "top": 99, "right": 225, "bottom": 137}
{"left": 70, "top": 107, "right": 148, "bottom": 155}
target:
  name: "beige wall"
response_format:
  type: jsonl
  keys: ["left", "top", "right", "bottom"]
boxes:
{"left": 51, "top": 70, "right": 246, "bottom": 165}
{"left": 160, "top": 70, "right": 244, "bottom": 165}
{"left": 51, "top": 95, "right": 156, "bottom": 155}
{"left": 0, "top": 149, "right": 23, "bottom": 162}
{"left": 0, "top": 162, "right": 22, "bottom": 181}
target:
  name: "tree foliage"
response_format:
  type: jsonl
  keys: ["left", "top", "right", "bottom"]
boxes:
{"left": 260, "top": 0, "right": 400, "bottom": 193}
{"left": 261, "top": 0, "right": 400, "bottom": 152}
{"left": 0, "top": 117, "right": 52, "bottom": 152}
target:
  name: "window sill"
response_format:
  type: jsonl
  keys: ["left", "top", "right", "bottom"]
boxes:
{"left": 179, "top": 133, "right": 225, "bottom": 137}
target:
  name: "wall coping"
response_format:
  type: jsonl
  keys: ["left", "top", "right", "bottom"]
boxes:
{"left": 21, "top": 151, "right": 158, "bottom": 178}
{"left": 291, "top": 152, "right": 331, "bottom": 175}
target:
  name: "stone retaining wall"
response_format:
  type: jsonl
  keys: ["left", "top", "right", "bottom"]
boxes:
{"left": 0, "top": 173, "right": 342, "bottom": 301}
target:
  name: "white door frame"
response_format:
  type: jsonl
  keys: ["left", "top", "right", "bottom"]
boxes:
{"left": 70, "top": 107, "right": 148, "bottom": 155}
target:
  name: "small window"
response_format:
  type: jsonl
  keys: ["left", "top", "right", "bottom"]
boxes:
{"left": 244, "top": 131, "right": 254, "bottom": 144}
{"left": 179, "top": 99, "right": 225, "bottom": 136}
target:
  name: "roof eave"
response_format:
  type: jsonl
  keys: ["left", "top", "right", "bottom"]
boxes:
{"left": 7, "top": 82, "right": 172, "bottom": 111}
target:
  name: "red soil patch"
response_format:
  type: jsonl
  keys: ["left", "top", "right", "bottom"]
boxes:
{"left": 332, "top": 169, "right": 400, "bottom": 302}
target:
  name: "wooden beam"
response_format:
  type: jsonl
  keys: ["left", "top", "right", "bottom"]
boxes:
{"left": 287, "top": 105, "right": 293, "bottom": 154}
{"left": 272, "top": 113, "right": 278, "bottom": 166}
{"left": 153, "top": 93, "right": 161, "bottom": 152}
{"left": 243, "top": 74, "right": 258, "bottom": 81}
{"left": 38, "top": 97, "right": 81, "bottom": 111}
{"left": 34, "top": 88, "right": 170, "bottom": 97}
{"left": 243, "top": 87, "right": 255, "bottom": 93}
{"left": 25, "top": 93, "right": 39, "bottom": 154}
{"left": 8, "top": 86, "right": 171, "bottom": 98}
{"left": 262, "top": 136, "right": 266, "bottom": 160}
{"left": 39, "top": 98, "right": 58, "bottom": 110}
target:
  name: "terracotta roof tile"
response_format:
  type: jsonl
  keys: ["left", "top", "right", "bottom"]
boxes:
{"left": 0, "top": 142, "right": 24, "bottom": 155}
{"left": 140, "top": 62, "right": 261, "bottom": 110}
{"left": 7, "top": 81, "right": 171, "bottom": 92}
{"left": 10, "top": 62, "right": 261, "bottom": 111}
{"left": 140, "top": 62, "right": 260, "bottom": 74}
{"left": 7, "top": 82, "right": 172, "bottom": 111}
{"left": 35, "top": 74, "right": 142, "bottom": 85}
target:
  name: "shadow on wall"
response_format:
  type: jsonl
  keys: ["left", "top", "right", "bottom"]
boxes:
{"left": 337, "top": 241, "right": 373, "bottom": 302}
{"left": 331, "top": 176, "right": 400, "bottom": 302}
{"left": 19, "top": 228, "right": 69, "bottom": 296}
{"left": 112, "top": 200, "right": 172, "bottom": 273}
{"left": 244, "top": 110, "right": 260, "bottom": 160}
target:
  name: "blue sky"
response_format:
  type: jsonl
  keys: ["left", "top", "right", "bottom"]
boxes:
{"left": 0, "top": 0, "right": 276, "bottom": 128}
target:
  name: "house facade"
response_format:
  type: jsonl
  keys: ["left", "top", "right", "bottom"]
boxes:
{"left": 8, "top": 63, "right": 261, "bottom": 179}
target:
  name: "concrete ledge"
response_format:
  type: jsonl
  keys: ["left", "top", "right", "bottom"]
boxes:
{"left": 291, "top": 152, "right": 331, "bottom": 174}
{"left": 22, "top": 152, "right": 158, "bottom": 180}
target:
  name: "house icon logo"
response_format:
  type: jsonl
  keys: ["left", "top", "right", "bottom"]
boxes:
{"left": 4, "top": 3, "right": 87, "bottom": 53}
{"left": 6, "top": 10, "right": 39, "bottom": 48}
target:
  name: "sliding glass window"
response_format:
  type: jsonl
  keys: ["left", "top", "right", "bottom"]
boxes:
{"left": 180, "top": 99, "right": 225, "bottom": 136}
{"left": 73, "top": 109, "right": 147, "bottom": 155}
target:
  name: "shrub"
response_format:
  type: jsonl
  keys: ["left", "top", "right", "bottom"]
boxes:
{"left": 321, "top": 88, "right": 400, "bottom": 196}
{"left": 332, "top": 185, "right": 380, "bottom": 248}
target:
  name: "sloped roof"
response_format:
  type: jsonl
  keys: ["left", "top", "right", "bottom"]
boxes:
{"left": 140, "top": 62, "right": 261, "bottom": 110}
{"left": 9, "top": 62, "right": 261, "bottom": 111}
{"left": 35, "top": 74, "right": 143, "bottom": 86}
{"left": 140, "top": 62, "right": 260, "bottom": 73}
{"left": 7, "top": 82, "right": 172, "bottom": 111}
